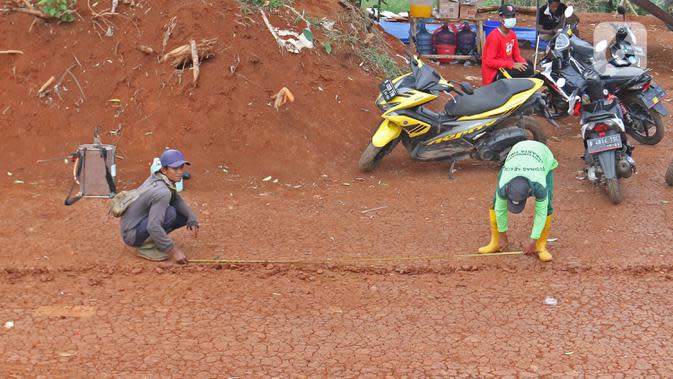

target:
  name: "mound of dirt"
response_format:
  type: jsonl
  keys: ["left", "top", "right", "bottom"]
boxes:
{"left": 0, "top": 0, "right": 408, "bottom": 189}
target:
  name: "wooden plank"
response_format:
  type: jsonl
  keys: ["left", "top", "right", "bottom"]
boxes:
{"left": 420, "top": 54, "right": 474, "bottom": 60}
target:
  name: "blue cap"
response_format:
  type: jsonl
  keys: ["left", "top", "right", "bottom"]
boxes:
{"left": 160, "top": 149, "right": 190, "bottom": 168}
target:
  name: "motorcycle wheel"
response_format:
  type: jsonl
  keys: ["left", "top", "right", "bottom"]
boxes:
{"left": 623, "top": 98, "right": 665, "bottom": 145}
{"left": 358, "top": 140, "right": 398, "bottom": 172}
{"left": 665, "top": 160, "right": 673, "bottom": 186}
{"left": 495, "top": 116, "right": 547, "bottom": 144}
{"left": 606, "top": 178, "right": 623, "bottom": 205}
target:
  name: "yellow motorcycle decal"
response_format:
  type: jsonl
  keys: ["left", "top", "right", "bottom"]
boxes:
{"left": 427, "top": 120, "right": 496, "bottom": 145}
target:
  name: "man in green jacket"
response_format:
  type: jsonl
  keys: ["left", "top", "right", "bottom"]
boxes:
{"left": 478, "top": 140, "right": 558, "bottom": 262}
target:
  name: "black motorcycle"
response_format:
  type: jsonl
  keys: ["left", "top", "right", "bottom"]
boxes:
{"left": 579, "top": 69, "right": 635, "bottom": 204}
{"left": 536, "top": 6, "right": 668, "bottom": 145}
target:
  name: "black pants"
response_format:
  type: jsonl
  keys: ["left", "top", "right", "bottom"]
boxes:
{"left": 494, "top": 59, "right": 534, "bottom": 82}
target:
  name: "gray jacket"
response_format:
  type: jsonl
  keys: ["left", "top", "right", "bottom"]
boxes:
{"left": 120, "top": 173, "right": 198, "bottom": 251}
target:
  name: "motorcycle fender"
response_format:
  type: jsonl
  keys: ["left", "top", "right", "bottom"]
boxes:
{"left": 597, "top": 150, "right": 618, "bottom": 180}
{"left": 372, "top": 120, "right": 402, "bottom": 148}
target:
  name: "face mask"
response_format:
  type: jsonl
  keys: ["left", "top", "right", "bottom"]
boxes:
{"left": 504, "top": 18, "right": 517, "bottom": 28}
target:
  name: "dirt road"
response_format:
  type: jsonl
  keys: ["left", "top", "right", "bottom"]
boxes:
{"left": 2, "top": 0, "right": 673, "bottom": 375}
{"left": 2, "top": 268, "right": 673, "bottom": 377}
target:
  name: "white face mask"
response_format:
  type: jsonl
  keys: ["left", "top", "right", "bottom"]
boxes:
{"left": 503, "top": 18, "right": 517, "bottom": 28}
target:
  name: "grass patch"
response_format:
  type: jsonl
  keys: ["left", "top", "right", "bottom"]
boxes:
{"left": 359, "top": 0, "right": 411, "bottom": 13}
{"left": 357, "top": 47, "right": 404, "bottom": 78}
{"left": 240, "top": 0, "right": 294, "bottom": 9}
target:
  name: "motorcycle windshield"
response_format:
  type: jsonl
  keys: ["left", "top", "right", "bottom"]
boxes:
{"left": 414, "top": 65, "right": 443, "bottom": 93}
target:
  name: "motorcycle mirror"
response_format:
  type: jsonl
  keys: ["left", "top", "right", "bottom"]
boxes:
{"left": 617, "top": 5, "right": 626, "bottom": 15}
{"left": 564, "top": 6, "right": 574, "bottom": 18}
{"left": 595, "top": 39, "right": 608, "bottom": 53}
{"left": 460, "top": 82, "right": 474, "bottom": 95}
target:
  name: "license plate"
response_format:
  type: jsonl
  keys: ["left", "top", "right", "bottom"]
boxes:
{"left": 379, "top": 79, "right": 398, "bottom": 102}
{"left": 587, "top": 135, "right": 622, "bottom": 154}
{"left": 642, "top": 84, "right": 667, "bottom": 108}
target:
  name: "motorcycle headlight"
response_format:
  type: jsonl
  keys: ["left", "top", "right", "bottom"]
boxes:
{"left": 555, "top": 34, "right": 570, "bottom": 51}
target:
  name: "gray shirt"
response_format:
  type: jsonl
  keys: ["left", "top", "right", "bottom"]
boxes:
{"left": 120, "top": 173, "right": 198, "bottom": 251}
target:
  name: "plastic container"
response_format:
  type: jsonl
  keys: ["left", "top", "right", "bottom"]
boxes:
{"left": 415, "top": 22, "right": 435, "bottom": 55}
{"left": 410, "top": 0, "right": 433, "bottom": 18}
{"left": 432, "top": 24, "right": 458, "bottom": 63}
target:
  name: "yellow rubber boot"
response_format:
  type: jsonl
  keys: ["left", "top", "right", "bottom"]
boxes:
{"left": 478, "top": 209, "right": 501, "bottom": 254}
{"left": 535, "top": 216, "right": 553, "bottom": 262}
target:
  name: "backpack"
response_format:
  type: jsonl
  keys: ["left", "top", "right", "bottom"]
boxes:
{"left": 109, "top": 185, "right": 153, "bottom": 217}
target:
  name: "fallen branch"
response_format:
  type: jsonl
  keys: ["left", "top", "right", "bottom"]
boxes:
{"left": 66, "top": 68, "right": 86, "bottom": 102}
{"left": 229, "top": 53, "right": 240, "bottom": 75}
{"left": 161, "top": 16, "right": 177, "bottom": 54}
{"left": 361, "top": 206, "right": 388, "bottom": 214}
{"left": 37, "top": 76, "right": 55, "bottom": 96}
{"left": 0, "top": 50, "right": 24, "bottom": 55}
{"left": 190, "top": 39, "right": 199, "bottom": 84}
{"left": 160, "top": 38, "right": 217, "bottom": 67}
{"left": 260, "top": 9, "right": 285, "bottom": 51}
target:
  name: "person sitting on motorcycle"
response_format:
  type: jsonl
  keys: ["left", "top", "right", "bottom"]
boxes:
{"left": 537, "top": 0, "right": 580, "bottom": 40}
{"left": 482, "top": 4, "right": 533, "bottom": 85}
{"left": 478, "top": 141, "right": 558, "bottom": 262}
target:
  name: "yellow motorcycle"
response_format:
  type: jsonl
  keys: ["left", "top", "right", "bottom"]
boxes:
{"left": 359, "top": 56, "right": 555, "bottom": 175}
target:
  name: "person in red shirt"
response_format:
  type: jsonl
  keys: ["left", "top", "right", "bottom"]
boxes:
{"left": 482, "top": 4, "right": 533, "bottom": 85}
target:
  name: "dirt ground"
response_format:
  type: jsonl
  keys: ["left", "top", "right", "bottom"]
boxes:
{"left": 1, "top": 1, "right": 673, "bottom": 376}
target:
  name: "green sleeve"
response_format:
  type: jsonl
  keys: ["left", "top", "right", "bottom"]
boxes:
{"left": 494, "top": 191, "right": 509, "bottom": 233}
{"left": 531, "top": 197, "right": 548, "bottom": 239}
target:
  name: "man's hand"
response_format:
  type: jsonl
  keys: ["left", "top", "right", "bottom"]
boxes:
{"left": 188, "top": 224, "right": 199, "bottom": 239}
{"left": 524, "top": 239, "right": 538, "bottom": 255}
{"left": 171, "top": 247, "right": 188, "bottom": 264}
{"left": 499, "top": 232, "right": 509, "bottom": 250}
{"left": 513, "top": 62, "right": 528, "bottom": 72}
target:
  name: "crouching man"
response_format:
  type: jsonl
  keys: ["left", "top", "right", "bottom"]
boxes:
{"left": 120, "top": 149, "right": 198, "bottom": 263}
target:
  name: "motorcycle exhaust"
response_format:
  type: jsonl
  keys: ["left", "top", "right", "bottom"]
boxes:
{"left": 617, "top": 158, "right": 634, "bottom": 178}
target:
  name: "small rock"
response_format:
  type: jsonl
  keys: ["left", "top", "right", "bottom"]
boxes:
{"left": 155, "top": 267, "right": 164, "bottom": 274}
{"left": 3, "top": 321, "right": 14, "bottom": 329}
{"left": 317, "top": 269, "right": 324, "bottom": 274}
{"left": 39, "top": 273, "right": 54, "bottom": 282}
{"left": 263, "top": 176, "right": 272, "bottom": 182}
{"left": 131, "top": 267, "right": 143, "bottom": 275}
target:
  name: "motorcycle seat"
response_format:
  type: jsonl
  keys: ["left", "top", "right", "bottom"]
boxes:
{"left": 444, "top": 79, "right": 535, "bottom": 117}
{"left": 570, "top": 36, "right": 594, "bottom": 57}
{"left": 599, "top": 66, "right": 645, "bottom": 86}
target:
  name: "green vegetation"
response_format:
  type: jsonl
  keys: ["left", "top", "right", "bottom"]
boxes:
{"left": 360, "top": 0, "right": 410, "bottom": 13}
{"left": 240, "top": 0, "right": 294, "bottom": 9}
{"left": 357, "top": 47, "right": 404, "bottom": 78}
{"left": 38, "top": 0, "right": 76, "bottom": 22}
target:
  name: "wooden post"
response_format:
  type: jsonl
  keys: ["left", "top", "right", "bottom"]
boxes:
{"left": 410, "top": 17, "right": 417, "bottom": 54}
{"left": 477, "top": 18, "right": 485, "bottom": 55}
